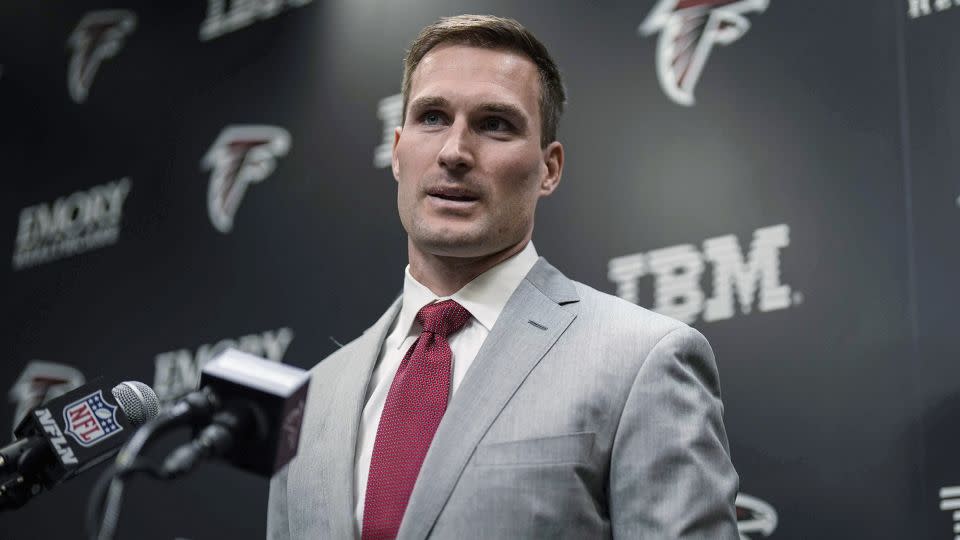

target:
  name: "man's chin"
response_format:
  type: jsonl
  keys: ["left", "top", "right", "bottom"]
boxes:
{"left": 418, "top": 239, "right": 487, "bottom": 258}
{"left": 410, "top": 230, "right": 492, "bottom": 258}
{"left": 410, "top": 232, "right": 529, "bottom": 262}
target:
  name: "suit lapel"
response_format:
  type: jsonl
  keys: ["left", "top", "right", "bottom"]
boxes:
{"left": 398, "top": 259, "right": 580, "bottom": 539}
{"left": 289, "top": 296, "right": 401, "bottom": 539}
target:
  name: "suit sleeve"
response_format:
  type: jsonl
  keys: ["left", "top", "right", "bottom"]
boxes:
{"left": 609, "top": 326, "right": 739, "bottom": 539}
{"left": 267, "top": 465, "right": 291, "bottom": 540}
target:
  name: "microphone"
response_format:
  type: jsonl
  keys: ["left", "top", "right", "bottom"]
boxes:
{"left": 87, "top": 352, "right": 308, "bottom": 540}
{"left": 160, "top": 348, "right": 309, "bottom": 479}
{"left": 0, "top": 379, "right": 159, "bottom": 510}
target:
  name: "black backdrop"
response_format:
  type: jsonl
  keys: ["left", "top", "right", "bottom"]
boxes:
{"left": 0, "top": 1, "right": 957, "bottom": 538}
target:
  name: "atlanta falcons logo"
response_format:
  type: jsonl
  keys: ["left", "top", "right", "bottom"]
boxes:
{"left": 639, "top": 0, "right": 769, "bottom": 106}
{"left": 202, "top": 125, "right": 292, "bottom": 233}
{"left": 736, "top": 493, "right": 778, "bottom": 539}
{"left": 8, "top": 361, "right": 85, "bottom": 435}
{"left": 67, "top": 10, "right": 137, "bottom": 104}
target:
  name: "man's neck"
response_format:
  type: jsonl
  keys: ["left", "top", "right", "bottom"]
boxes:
{"left": 407, "top": 239, "right": 529, "bottom": 297}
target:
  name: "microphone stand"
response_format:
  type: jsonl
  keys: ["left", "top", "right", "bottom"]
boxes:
{"left": 87, "top": 388, "right": 219, "bottom": 540}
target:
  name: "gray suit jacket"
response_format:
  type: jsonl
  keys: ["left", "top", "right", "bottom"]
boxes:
{"left": 268, "top": 258, "right": 739, "bottom": 539}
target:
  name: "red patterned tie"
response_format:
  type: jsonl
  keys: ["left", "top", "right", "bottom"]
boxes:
{"left": 361, "top": 299, "right": 472, "bottom": 540}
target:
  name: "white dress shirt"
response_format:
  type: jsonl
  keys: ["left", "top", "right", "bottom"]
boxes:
{"left": 353, "top": 242, "right": 539, "bottom": 532}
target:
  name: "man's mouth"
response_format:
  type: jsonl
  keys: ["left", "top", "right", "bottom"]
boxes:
{"left": 427, "top": 188, "right": 479, "bottom": 203}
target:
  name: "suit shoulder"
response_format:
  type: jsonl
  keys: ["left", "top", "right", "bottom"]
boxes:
{"left": 568, "top": 281, "right": 718, "bottom": 393}
{"left": 570, "top": 280, "right": 699, "bottom": 343}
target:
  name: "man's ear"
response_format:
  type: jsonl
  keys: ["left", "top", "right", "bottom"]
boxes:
{"left": 540, "top": 141, "right": 564, "bottom": 196}
{"left": 392, "top": 126, "right": 403, "bottom": 181}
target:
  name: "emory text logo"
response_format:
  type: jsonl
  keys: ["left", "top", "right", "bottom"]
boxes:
{"left": 639, "top": 0, "right": 768, "bottom": 106}
{"left": 67, "top": 10, "right": 137, "bottom": 104}
{"left": 200, "top": 0, "right": 313, "bottom": 41}
{"left": 12, "top": 178, "right": 132, "bottom": 270}
{"left": 153, "top": 327, "right": 295, "bottom": 403}
{"left": 608, "top": 224, "right": 798, "bottom": 324}
{"left": 202, "top": 125, "right": 291, "bottom": 233}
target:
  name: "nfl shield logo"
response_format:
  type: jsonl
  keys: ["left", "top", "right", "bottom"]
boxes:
{"left": 63, "top": 390, "right": 123, "bottom": 447}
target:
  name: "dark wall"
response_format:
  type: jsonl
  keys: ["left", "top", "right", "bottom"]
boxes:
{"left": 0, "top": 1, "right": 956, "bottom": 538}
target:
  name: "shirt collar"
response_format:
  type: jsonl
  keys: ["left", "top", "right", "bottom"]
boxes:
{"left": 394, "top": 242, "right": 539, "bottom": 348}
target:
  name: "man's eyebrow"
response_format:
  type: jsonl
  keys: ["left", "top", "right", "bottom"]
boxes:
{"left": 408, "top": 96, "right": 450, "bottom": 112}
{"left": 476, "top": 102, "right": 528, "bottom": 123}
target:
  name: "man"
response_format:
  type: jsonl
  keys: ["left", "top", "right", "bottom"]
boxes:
{"left": 268, "top": 14, "right": 738, "bottom": 539}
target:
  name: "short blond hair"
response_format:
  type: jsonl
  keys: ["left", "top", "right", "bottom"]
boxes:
{"left": 401, "top": 14, "right": 566, "bottom": 147}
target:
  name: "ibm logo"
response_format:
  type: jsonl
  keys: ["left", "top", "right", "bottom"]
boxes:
{"left": 940, "top": 486, "right": 960, "bottom": 539}
{"left": 608, "top": 224, "right": 799, "bottom": 324}
{"left": 908, "top": 0, "right": 960, "bottom": 19}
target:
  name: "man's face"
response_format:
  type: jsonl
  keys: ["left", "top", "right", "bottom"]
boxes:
{"left": 393, "top": 44, "right": 562, "bottom": 259}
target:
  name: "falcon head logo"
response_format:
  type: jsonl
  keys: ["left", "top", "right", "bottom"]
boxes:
{"left": 8, "top": 361, "right": 85, "bottom": 435}
{"left": 736, "top": 493, "right": 778, "bottom": 539}
{"left": 202, "top": 125, "right": 292, "bottom": 234}
{"left": 67, "top": 10, "right": 137, "bottom": 104}
{"left": 639, "top": 0, "right": 769, "bottom": 106}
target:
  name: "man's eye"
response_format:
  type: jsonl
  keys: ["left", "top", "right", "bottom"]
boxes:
{"left": 480, "top": 117, "right": 511, "bottom": 132}
{"left": 422, "top": 112, "right": 444, "bottom": 125}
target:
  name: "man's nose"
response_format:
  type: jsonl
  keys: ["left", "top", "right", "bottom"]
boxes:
{"left": 437, "top": 120, "right": 475, "bottom": 172}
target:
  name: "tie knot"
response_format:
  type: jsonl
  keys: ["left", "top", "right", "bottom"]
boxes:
{"left": 416, "top": 300, "right": 471, "bottom": 337}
